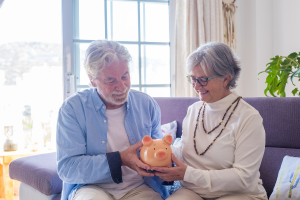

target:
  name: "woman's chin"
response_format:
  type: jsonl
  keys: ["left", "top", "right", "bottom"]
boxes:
{"left": 199, "top": 92, "right": 210, "bottom": 102}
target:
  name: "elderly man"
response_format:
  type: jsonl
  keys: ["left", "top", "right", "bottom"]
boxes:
{"left": 56, "top": 40, "right": 169, "bottom": 200}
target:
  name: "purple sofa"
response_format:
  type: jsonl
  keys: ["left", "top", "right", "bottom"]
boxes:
{"left": 9, "top": 97, "right": 300, "bottom": 199}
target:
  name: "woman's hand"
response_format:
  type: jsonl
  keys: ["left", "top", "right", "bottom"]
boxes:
{"left": 153, "top": 153, "right": 187, "bottom": 182}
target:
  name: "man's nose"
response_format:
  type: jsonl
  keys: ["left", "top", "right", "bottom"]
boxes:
{"left": 116, "top": 80, "right": 126, "bottom": 91}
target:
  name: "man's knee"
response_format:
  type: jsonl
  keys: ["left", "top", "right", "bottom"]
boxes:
{"left": 73, "top": 185, "right": 113, "bottom": 200}
{"left": 123, "top": 186, "right": 163, "bottom": 200}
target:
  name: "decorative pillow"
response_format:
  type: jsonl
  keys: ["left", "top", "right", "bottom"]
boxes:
{"left": 161, "top": 121, "right": 177, "bottom": 144}
{"left": 270, "top": 156, "right": 300, "bottom": 200}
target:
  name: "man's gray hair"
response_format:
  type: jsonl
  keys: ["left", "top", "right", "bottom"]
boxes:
{"left": 186, "top": 42, "right": 241, "bottom": 89}
{"left": 84, "top": 40, "right": 132, "bottom": 78}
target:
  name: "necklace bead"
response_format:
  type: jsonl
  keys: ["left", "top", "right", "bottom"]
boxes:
{"left": 193, "top": 96, "right": 242, "bottom": 155}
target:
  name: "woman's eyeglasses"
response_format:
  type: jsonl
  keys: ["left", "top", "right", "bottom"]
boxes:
{"left": 186, "top": 75, "right": 216, "bottom": 86}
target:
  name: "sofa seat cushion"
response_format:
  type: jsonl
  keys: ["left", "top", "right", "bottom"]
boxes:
{"left": 9, "top": 152, "right": 62, "bottom": 196}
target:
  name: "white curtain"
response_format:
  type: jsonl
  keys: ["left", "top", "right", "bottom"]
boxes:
{"left": 175, "top": 0, "right": 223, "bottom": 97}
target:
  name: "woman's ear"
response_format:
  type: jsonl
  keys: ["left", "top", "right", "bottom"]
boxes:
{"left": 88, "top": 75, "right": 97, "bottom": 87}
{"left": 223, "top": 74, "right": 231, "bottom": 88}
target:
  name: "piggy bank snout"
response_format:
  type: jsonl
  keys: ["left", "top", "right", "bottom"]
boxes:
{"left": 154, "top": 150, "right": 168, "bottom": 160}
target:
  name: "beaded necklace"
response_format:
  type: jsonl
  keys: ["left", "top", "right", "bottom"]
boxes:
{"left": 193, "top": 96, "right": 242, "bottom": 155}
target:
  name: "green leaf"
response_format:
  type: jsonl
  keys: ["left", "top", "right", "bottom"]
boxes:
{"left": 281, "top": 58, "right": 291, "bottom": 66}
{"left": 277, "top": 81, "right": 281, "bottom": 87}
{"left": 278, "top": 68, "right": 291, "bottom": 95}
{"left": 266, "top": 74, "right": 273, "bottom": 84}
{"left": 264, "top": 87, "right": 269, "bottom": 97}
{"left": 290, "top": 68, "right": 300, "bottom": 85}
{"left": 292, "top": 88, "right": 299, "bottom": 96}
{"left": 280, "top": 91, "right": 286, "bottom": 97}
{"left": 288, "top": 52, "right": 298, "bottom": 59}
{"left": 260, "top": 53, "right": 300, "bottom": 97}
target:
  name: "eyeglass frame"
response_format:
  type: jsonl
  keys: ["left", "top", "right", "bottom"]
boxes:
{"left": 186, "top": 75, "right": 217, "bottom": 86}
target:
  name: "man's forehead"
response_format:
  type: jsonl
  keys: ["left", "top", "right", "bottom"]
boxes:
{"left": 101, "top": 62, "right": 129, "bottom": 77}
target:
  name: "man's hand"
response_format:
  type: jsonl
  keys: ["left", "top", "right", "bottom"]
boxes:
{"left": 120, "top": 142, "right": 154, "bottom": 177}
{"left": 152, "top": 153, "right": 187, "bottom": 182}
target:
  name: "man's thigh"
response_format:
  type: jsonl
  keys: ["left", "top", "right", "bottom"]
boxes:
{"left": 73, "top": 185, "right": 114, "bottom": 200}
{"left": 166, "top": 188, "right": 204, "bottom": 200}
{"left": 217, "top": 194, "right": 268, "bottom": 200}
{"left": 121, "top": 186, "right": 163, "bottom": 200}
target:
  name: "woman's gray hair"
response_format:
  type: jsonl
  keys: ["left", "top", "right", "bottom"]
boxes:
{"left": 84, "top": 40, "right": 132, "bottom": 78}
{"left": 186, "top": 42, "right": 241, "bottom": 89}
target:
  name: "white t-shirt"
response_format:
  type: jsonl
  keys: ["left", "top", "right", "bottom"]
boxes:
{"left": 172, "top": 92, "right": 267, "bottom": 199}
{"left": 96, "top": 105, "right": 145, "bottom": 199}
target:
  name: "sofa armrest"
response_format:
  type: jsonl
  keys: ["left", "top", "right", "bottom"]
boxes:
{"left": 9, "top": 152, "right": 62, "bottom": 196}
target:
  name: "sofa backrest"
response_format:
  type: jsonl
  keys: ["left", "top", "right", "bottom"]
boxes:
{"left": 154, "top": 97, "right": 300, "bottom": 197}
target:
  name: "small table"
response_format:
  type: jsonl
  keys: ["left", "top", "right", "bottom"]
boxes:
{"left": 0, "top": 148, "right": 55, "bottom": 200}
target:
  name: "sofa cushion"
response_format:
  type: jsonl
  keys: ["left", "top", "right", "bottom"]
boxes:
{"left": 9, "top": 152, "right": 62, "bottom": 196}
{"left": 244, "top": 97, "right": 300, "bottom": 149}
{"left": 269, "top": 155, "right": 300, "bottom": 199}
{"left": 260, "top": 147, "right": 300, "bottom": 197}
{"left": 161, "top": 120, "right": 177, "bottom": 143}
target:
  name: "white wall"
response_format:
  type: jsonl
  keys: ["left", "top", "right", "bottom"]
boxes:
{"left": 234, "top": 0, "right": 300, "bottom": 97}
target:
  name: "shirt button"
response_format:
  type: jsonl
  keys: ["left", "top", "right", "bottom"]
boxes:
{"left": 102, "top": 141, "right": 105, "bottom": 144}
{"left": 104, "top": 120, "right": 106, "bottom": 123}
{"left": 102, "top": 106, "right": 105, "bottom": 108}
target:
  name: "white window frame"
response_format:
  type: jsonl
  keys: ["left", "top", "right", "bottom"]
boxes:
{"left": 62, "top": 0, "right": 175, "bottom": 100}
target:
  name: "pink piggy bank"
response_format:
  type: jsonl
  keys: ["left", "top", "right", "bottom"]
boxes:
{"left": 140, "top": 135, "right": 173, "bottom": 170}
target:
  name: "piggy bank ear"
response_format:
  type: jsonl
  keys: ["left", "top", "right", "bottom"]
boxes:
{"left": 163, "top": 134, "right": 173, "bottom": 145}
{"left": 142, "top": 135, "right": 153, "bottom": 147}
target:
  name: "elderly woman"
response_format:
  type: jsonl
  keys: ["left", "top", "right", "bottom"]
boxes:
{"left": 153, "top": 42, "right": 268, "bottom": 200}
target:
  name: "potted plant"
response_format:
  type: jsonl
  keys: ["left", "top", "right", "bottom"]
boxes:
{"left": 259, "top": 52, "right": 300, "bottom": 97}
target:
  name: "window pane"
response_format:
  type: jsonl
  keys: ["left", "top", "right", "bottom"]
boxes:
{"left": 76, "top": 0, "right": 105, "bottom": 40}
{"left": 141, "top": 2, "right": 169, "bottom": 42}
{"left": 77, "top": 43, "right": 91, "bottom": 86}
{"left": 142, "top": 87, "right": 170, "bottom": 97}
{"left": 0, "top": 0, "right": 62, "bottom": 150}
{"left": 110, "top": 1, "right": 138, "bottom": 41}
{"left": 141, "top": 45, "right": 170, "bottom": 84}
{"left": 130, "top": 87, "right": 139, "bottom": 92}
{"left": 122, "top": 44, "right": 139, "bottom": 85}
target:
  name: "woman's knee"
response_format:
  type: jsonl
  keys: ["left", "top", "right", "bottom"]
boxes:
{"left": 217, "top": 194, "right": 255, "bottom": 200}
{"left": 166, "top": 188, "right": 204, "bottom": 200}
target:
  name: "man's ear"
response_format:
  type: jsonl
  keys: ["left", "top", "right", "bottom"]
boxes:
{"left": 88, "top": 75, "right": 97, "bottom": 87}
{"left": 223, "top": 74, "right": 231, "bottom": 88}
